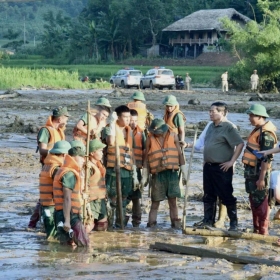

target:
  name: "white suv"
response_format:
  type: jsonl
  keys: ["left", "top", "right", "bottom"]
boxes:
{"left": 140, "top": 67, "right": 175, "bottom": 89}
{"left": 110, "top": 68, "right": 142, "bottom": 88}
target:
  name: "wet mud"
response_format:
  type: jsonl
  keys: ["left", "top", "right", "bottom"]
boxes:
{"left": 1, "top": 88, "right": 280, "bottom": 279}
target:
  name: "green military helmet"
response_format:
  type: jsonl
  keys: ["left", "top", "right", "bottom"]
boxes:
{"left": 49, "top": 140, "right": 71, "bottom": 154}
{"left": 52, "top": 106, "right": 70, "bottom": 117}
{"left": 162, "top": 95, "right": 178, "bottom": 106}
{"left": 69, "top": 140, "right": 86, "bottom": 157}
{"left": 89, "top": 139, "right": 106, "bottom": 153}
{"left": 246, "top": 104, "right": 269, "bottom": 118}
{"left": 95, "top": 97, "right": 111, "bottom": 108}
{"left": 131, "top": 91, "right": 146, "bottom": 101}
{"left": 148, "top": 118, "right": 169, "bottom": 135}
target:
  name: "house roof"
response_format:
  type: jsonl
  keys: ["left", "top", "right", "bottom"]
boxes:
{"left": 163, "top": 8, "right": 251, "bottom": 32}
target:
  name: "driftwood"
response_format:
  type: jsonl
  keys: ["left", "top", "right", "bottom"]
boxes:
{"left": 150, "top": 242, "right": 280, "bottom": 266}
{"left": 183, "top": 227, "right": 280, "bottom": 244}
{"left": 0, "top": 90, "right": 21, "bottom": 99}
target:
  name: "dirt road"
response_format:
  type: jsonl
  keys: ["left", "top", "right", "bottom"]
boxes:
{"left": 1, "top": 88, "right": 280, "bottom": 279}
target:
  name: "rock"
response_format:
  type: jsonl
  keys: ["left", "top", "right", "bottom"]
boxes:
{"left": 111, "top": 89, "right": 122, "bottom": 97}
{"left": 249, "top": 96, "right": 262, "bottom": 101}
{"left": 188, "top": 99, "right": 200, "bottom": 105}
{"left": 0, "top": 90, "right": 21, "bottom": 99}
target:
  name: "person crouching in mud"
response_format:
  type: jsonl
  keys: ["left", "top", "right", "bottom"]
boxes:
{"left": 53, "top": 144, "right": 89, "bottom": 247}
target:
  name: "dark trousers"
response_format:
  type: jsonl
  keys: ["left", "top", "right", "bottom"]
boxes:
{"left": 203, "top": 163, "right": 236, "bottom": 206}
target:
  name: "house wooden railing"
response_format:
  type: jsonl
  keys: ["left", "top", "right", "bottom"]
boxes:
{"left": 169, "top": 38, "right": 216, "bottom": 46}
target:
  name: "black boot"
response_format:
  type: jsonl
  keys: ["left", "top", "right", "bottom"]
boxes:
{"left": 194, "top": 202, "right": 216, "bottom": 227}
{"left": 227, "top": 204, "right": 238, "bottom": 231}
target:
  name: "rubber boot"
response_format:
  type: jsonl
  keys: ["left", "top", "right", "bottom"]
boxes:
{"left": 194, "top": 202, "right": 216, "bottom": 227}
{"left": 132, "top": 215, "right": 141, "bottom": 228}
{"left": 258, "top": 196, "right": 269, "bottom": 235}
{"left": 28, "top": 201, "right": 41, "bottom": 228}
{"left": 213, "top": 201, "right": 227, "bottom": 228}
{"left": 107, "top": 207, "right": 115, "bottom": 229}
{"left": 147, "top": 221, "right": 157, "bottom": 228}
{"left": 249, "top": 196, "right": 259, "bottom": 233}
{"left": 226, "top": 204, "right": 238, "bottom": 231}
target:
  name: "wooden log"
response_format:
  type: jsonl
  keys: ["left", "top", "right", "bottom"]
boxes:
{"left": 183, "top": 227, "right": 280, "bottom": 243}
{"left": 150, "top": 242, "right": 280, "bottom": 266}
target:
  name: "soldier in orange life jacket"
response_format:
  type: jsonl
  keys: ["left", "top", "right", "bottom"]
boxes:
{"left": 53, "top": 145, "right": 89, "bottom": 247}
{"left": 127, "top": 109, "right": 146, "bottom": 227}
{"left": 39, "top": 140, "right": 71, "bottom": 239}
{"left": 127, "top": 91, "right": 148, "bottom": 130}
{"left": 28, "top": 106, "right": 70, "bottom": 229}
{"left": 105, "top": 105, "right": 139, "bottom": 228}
{"left": 73, "top": 97, "right": 111, "bottom": 144}
{"left": 242, "top": 104, "right": 277, "bottom": 235}
{"left": 87, "top": 139, "right": 108, "bottom": 231}
{"left": 162, "top": 95, "right": 187, "bottom": 148}
{"left": 141, "top": 119, "right": 188, "bottom": 228}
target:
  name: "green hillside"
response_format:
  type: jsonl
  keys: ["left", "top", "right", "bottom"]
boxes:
{"left": 0, "top": 0, "right": 87, "bottom": 44}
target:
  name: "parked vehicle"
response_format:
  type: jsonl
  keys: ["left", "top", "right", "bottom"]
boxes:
{"left": 109, "top": 68, "right": 142, "bottom": 88}
{"left": 140, "top": 67, "right": 175, "bottom": 90}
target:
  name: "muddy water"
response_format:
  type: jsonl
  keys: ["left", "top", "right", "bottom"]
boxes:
{"left": 1, "top": 89, "right": 280, "bottom": 279}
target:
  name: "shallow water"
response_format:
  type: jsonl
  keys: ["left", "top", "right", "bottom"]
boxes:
{"left": 1, "top": 89, "right": 280, "bottom": 279}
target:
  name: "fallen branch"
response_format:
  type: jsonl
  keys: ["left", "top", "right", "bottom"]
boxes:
{"left": 150, "top": 242, "right": 280, "bottom": 266}
{"left": 183, "top": 227, "right": 279, "bottom": 243}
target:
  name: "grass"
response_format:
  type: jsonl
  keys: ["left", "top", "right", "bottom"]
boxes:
{"left": 0, "top": 55, "right": 226, "bottom": 89}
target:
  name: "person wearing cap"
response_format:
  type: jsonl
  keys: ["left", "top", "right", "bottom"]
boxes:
{"left": 185, "top": 73, "right": 192, "bottom": 91}
{"left": 87, "top": 139, "right": 108, "bottom": 231}
{"left": 242, "top": 104, "right": 277, "bottom": 235}
{"left": 28, "top": 107, "right": 70, "bottom": 229}
{"left": 202, "top": 102, "right": 244, "bottom": 231}
{"left": 141, "top": 118, "right": 187, "bottom": 228}
{"left": 250, "top": 70, "right": 259, "bottom": 92}
{"left": 73, "top": 97, "right": 111, "bottom": 144}
{"left": 105, "top": 105, "right": 139, "bottom": 228}
{"left": 38, "top": 140, "right": 71, "bottom": 239}
{"left": 127, "top": 91, "right": 148, "bottom": 130}
{"left": 126, "top": 109, "right": 147, "bottom": 227}
{"left": 53, "top": 144, "right": 89, "bottom": 246}
{"left": 37, "top": 106, "right": 70, "bottom": 165}
{"left": 221, "top": 71, "right": 228, "bottom": 93}
{"left": 163, "top": 95, "right": 186, "bottom": 147}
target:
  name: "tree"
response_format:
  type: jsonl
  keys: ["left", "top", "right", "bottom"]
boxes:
{"left": 222, "top": 0, "right": 280, "bottom": 92}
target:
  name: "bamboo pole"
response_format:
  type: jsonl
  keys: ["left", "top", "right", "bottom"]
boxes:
{"left": 182, "top": 126, "right": 198, "bottom": 230}
{"left": 83, "top": 100, "right": 91, "bottom": 225}
{"left": 183, "top": 227, "right": 280, "bottom": 244}
{"left": 115, "top": 122, "right": 124, "bottom": 229}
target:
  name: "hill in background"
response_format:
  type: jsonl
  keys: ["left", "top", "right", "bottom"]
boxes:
{"left": 0, "top": 0, "right": 87, "bottom": 45}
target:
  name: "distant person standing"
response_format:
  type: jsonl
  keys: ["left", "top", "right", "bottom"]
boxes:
{"left": 251, "top": 70, "right": 259, "bottom": 92}
{"left": 221, "top": 71, "right": 228, "bottom": 93}
{"left": 185, "top": 73, "right": 192, "bottom": 91}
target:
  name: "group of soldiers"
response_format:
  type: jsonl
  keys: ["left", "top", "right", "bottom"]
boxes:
{"left": 27, "top": 89, "right": 280, "bottom": 247}
{"left": 221, "top": 69, "right": 260, "bottom": 93}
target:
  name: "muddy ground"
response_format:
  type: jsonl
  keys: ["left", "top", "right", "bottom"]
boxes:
{"left": 1, "top": 88, "right": 280, "bottom": 279}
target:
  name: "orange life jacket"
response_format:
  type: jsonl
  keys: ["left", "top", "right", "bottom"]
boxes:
{"left": 127, "top": 101, "right": 147, "bottom": 130}
{"left": 37, "top": 116, "right": 65, "bottom": 163}
{"left": 133, "top": 126, "right": 143, "bottom": 168}
{"left": 39, "top": 154, "right": 64, "bottom": 206}
{"left": 148, "top": 130, "right": 180, "bottom": 174}
{"left": 107, "top": 123, "right": 133, "bottom": 171}
{"left": 73, "top": 111, "right": 105, "bottom": 144}
{"left": 163, "top": 106, "right": 186, "bottom": 134}
{"left": 53, "top": 154, "right": 82, "bottom": 214}
{"left": 88, "top": 160, "right": 106, "bottom": 201}
{"left": 242, "top": 121, "right": 277, "bottom": 167}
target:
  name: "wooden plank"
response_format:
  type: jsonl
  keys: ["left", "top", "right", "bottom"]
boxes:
{"left": 183, "top": 227, "right": 280, "bottom": 244}
{"left": 150, "top": 242, "right": 280, "bottom": 266}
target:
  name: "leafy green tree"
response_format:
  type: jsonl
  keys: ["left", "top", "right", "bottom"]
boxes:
{"left": 222, "top": 0, "right": 280, "bottom": 92}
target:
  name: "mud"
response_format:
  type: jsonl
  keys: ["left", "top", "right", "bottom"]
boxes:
{"left": 1, "top": 88, "right": 280, "bottom": 279}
